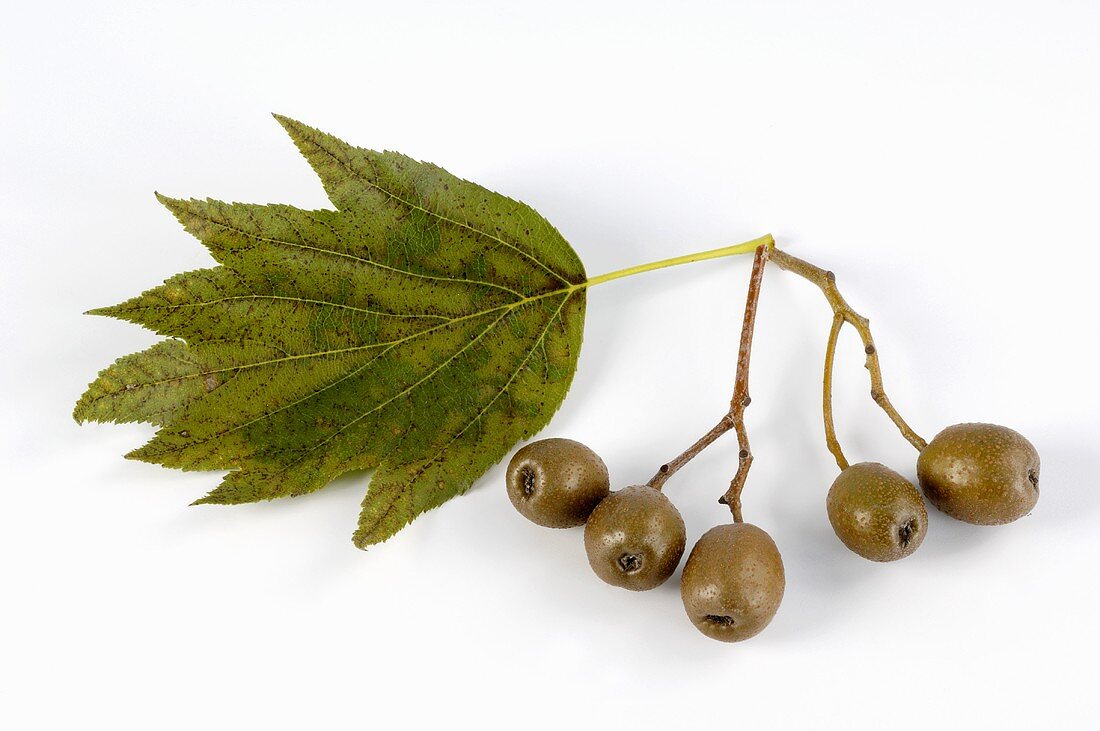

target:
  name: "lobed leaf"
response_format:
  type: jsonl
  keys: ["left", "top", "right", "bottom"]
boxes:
{"left": 76, "top": 116, "right": 587, "bottom": 547}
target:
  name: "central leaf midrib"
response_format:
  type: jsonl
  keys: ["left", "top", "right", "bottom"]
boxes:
{"left": 130, "top": 284, "right": 580, "bottom": 390}
{"left": 143, "top": 287, "right": 578, "bottom": 460}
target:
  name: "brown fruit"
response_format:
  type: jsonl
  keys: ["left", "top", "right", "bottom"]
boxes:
{"left": 506, "top": 438, "right": 610, "bottom": 528}
{"left": 826, "top": 462, "right": 928, "bottom": 562}
{"left": 680, "top": 523, "right": 785, "bottom": 642}
{"left": 583, "top": 485, "right": 686, "bottom": 591}
{"left": 917, "top": 423, "right": 1040, "bottom": 525}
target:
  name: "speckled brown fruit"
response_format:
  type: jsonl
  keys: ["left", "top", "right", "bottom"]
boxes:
{"left": 826, "top": 462, "right": 928, "bottom": 562}
{"left": 917, "top": 423, "right": 1040, "bottom": 525}
{"left": 583, "top": 485, "right": 686, "bottom": 591}
{"left": 680, "top": 523, "right": 785, "bottom": 642}
{"left": 506, "top": 439, "right": 610, "bottom": 528}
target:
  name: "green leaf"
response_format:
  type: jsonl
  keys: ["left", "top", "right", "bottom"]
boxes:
{"left": 76, "top": 115, "right": 587, "bottom": 547}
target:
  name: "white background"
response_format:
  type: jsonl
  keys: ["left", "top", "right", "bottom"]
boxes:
{"left": 3, "top": 1, "right": 1098, "bottom": 728}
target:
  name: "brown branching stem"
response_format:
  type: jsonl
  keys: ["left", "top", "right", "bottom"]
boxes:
{"left": 645, "top": 244, "right": 769, "bottom": 522}
{"left": 768, "top": 248, "right": 928, "bottom": 467}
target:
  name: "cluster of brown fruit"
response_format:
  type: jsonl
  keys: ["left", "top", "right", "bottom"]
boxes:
{"left": 829, "top": 423, "right": 1040, "bottom": 562}
{"left": 507, "top": 438, "right": 784, "bottom": 642}
{"left": 505, "top": 245, "right": 1041, "bottom": 643}
{"left": 506, "top": 422, "right": 1039, "bottom": 642}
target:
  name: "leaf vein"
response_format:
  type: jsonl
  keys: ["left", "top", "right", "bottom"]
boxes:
{"left": 307, "top": 140, "right": 573, "bottom": 288}
{"left": 109, "top": 294, "right": 450, "bottom": 322}
{"left": 361, "top": 293, "right": 572, "bottom": 536}
{"left": 221, "top": 302, "right": 521, "bottom": 483}
{"left": 199, "top": 206, "right": 526, "bottom": 300}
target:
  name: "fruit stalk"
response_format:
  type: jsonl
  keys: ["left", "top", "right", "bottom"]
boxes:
{"left": 823, "top": 314, "right": 848, "bottom": 469}
{"left": 646, "top": 244, "right": 769, "bottom": 522}
{"left": 768, "top": 248, "right": 928, "bottom": 455}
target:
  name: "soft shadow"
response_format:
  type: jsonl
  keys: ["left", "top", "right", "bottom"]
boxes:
{"left": 1021, "top": 429, "right": 1100, "bottom": 529}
